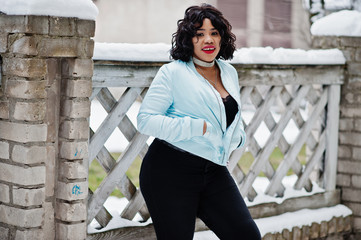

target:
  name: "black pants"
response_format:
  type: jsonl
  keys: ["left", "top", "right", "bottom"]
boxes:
{"left": 139, "top": 139, "right": 261, "bottom": 240}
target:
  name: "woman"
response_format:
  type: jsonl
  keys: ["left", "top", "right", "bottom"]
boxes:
{"left": 137, "top": 4, "right": 261, "bottom": 240}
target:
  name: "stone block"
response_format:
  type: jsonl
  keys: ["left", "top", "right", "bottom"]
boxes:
{"left": 12, "top": 187, "right": 45, "bottom": 206}
{"left": 310, "top": 222, "right": 319, "bottom": 239}
{"left": 62, "top": 58, "right": 93, "bottom": 78}
{"left": 0, "top": 204, "right": 43, "bottom": 228}
{"left": 0, "top": 162, "right": 45, "bottom": 186}
{"left": 0, "top": 15, "right": 26, "bottom": 33}
{"left": 338, "top": 160, "right": 361, "bottom": 175}
{"left": 282, "top": 229, "right": 292, "bottom": 239}
{"left": 351, "top": 175, "right": 361, "bottom": 188}
{"left": 77, "top": 19, "right": 96, "bottom": 37}
{"left": 348, "top": 76, "right": 361, "bottom": 90}
{"left": 345, "top": 202, "right": 361, "bottom": 217}
{"left": 340, "top": 37, "right": 361, "bottom": 48}
{"left": 311, "top": 36, "right": 340, "bottom": 49}
{"left": 328, "top": 217, "right": 337, "bottom": 234}
{"left": 342, "top": 188, "right": 361, "bottom": 202}
{"left": 338, "top": 119, "right": 354, "bottom": 131}
{"left": 0, "top": 32, "right": 8, "bottom": 53}
{"left": 0, "top": 226, "right": 9, "bottom": 240}
{"left": 60, "top": 119, "right": 89, "bottom": 140}
{"left": 64, "top": 79, "right": 92, "bottom": 98}
{"left": 9, "top": 35, "right": 38, "bottom": 56}
{"left": 0, "top": 121, "right": 47, "bottom": 143}
{"left": 56, "top": 181, "right": 88, "bottom": 201}
{"left": 5, "top": 79, "right": 47, "bottom": 99}
{"left": 0, "top": 141, "right": 9, "bottom": 159}
{"left": 0, "top": 100, "right": 10, "bottom": 119}
{"left": 0, "top": 183, "right": 10, "bottom": 203}
{"left": 348, "top": 63, "right": 361, "bottom": 76}
{"left": 344, "top": 92, "right": 355, "bottom": 104}
{"left": 340, "top": 106, "right": 361, "bottom": 118}
{"left": 336, "top": 217, "right": 344, "bottom": 232}
{"left": 353, "top": 147, "right": 361, "bottom": 161}
{"left": 12, "top": 145, "right": 48, "bottom": 164}
{"left": 83, "top": 39, "right": 94, "bottom": 58}
{"left": 49, "top": 17, "right": 76, "bottom": 36}
{"left": 59, "top": 141, "right": 88, "bottom": 160}
{"left": 301, "top": 225, "right": 310, "bottom": 239}
{"left": 262, "top": 233, "right": 275, "bottom": 240}
{"left": 338, "top": 146, "right": 352, "bottom": 159}
{"left": 24, "top": 16, "right": 49, "bottom": 34}
{"left": 336, "top": 174, "right": 351, "bottom": 187}
{"left": 356, "top": 49, "right": 361, "bottom": 62}
{"left": 339, "top": 132, "right": 361, "bottom": 146}
{"left": 43, "top": 202, "right": 55, "bottom": 240}
{"left": 292, "top": 226, "right": 302, "bottom": 240}
{"left": 38, "top": 37, "right": 79, "bottom": 57}
{"left": 59, "top": 160, "right": 88, "bottom": 180}
{"left": 56, "top": 222, "right": 87, "bottom": 240}
{"left": 353, "top": 217, "right": 361, "bottom": 231}
{"left": 56, "top": 201, "right": 87, "bottom": 222}
{"left": 13, "top": 101, "right": 46, "bottom": 121}
{"left": 45, "top": 146, "right": 56, "bottom": 198}
{"left": 320, "top": 221, "right": 328, "bottom": 238}
{"left": 344, "top": 215, "right": 352, "bottom": 232}
{"left": 61, "top": 99, "right": 91, "bottom": 118}
{"left": 15, "top": 229, "right": 44, "bottom": 240}
{"left": 2, "top": 58, "right": 47, "bottom": 78}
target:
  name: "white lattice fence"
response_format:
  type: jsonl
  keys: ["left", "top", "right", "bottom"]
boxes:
{"left": 87, "top": 62, "right": 343, "bottom": 231}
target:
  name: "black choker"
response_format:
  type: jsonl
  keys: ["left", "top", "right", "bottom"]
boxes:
{"left": 193, "top": 57, "right": 215, "bottom": 67}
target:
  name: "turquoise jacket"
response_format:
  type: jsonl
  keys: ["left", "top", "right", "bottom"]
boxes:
{"left": 137, "top": 58, "right": 246, "bottom": 166}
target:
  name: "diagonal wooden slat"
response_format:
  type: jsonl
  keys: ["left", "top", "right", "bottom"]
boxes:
{"left": 265, "top": 88, "right": 328, "bottom": 196}
{"left": 88, "top": 132, "right": 149, "bottom": 223}
{"left": 96, "top": 87, "right": 149, "bottom": 159}
{"left": 89, "top": 87, "right": 143, "bottom": 162}
{"left": 294, "top": 131, "right": 326, "bottom": 190}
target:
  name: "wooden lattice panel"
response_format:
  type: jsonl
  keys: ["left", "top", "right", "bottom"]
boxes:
{"left": 88, "top": 62, "right": 342, "bottom": 230}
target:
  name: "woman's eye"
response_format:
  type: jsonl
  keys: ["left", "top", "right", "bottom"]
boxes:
{"left": 211, "top": 32, "right": 219, "bottom": 36}
{"left": 196, "top": 32, "right": 204, "bottom": 37}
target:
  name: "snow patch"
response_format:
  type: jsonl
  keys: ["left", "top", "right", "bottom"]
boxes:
{"left": 311, "top": 10, "right": 361, "bottom": 36}
{"left": 0, "top": 0, "right": 98, "bottom": 20}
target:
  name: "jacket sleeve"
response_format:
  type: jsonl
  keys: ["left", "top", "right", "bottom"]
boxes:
{"left": 137, "top": 65, "right": 204, "bottom": 142}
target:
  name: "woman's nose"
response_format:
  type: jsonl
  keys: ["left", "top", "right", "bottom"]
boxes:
{"left": 204, "top": 34, "right": 213, "bottom": 43}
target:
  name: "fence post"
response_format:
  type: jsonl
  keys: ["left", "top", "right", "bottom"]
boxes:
{"left": 0, "top": 15, "right": 95, "bottom": 239}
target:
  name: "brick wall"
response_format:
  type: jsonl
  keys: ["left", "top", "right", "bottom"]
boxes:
{"left": 0, "top": 15, "right": 94, "bottom": 240}
{"left": 313, "top": 36, "right": 361, "bottom": 236}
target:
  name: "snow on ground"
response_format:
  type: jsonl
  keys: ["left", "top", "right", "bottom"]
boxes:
{"left": 0, "top": 0, "right": 98, "bottom": 20}
{"left": 311, "top": 10, "right": 361, "bottom": 36}
{"left": 195, "top": 204, "right": 352, "bottom": 239}
{"left": 93, "top": 42, "right": 346, "bottom": 65}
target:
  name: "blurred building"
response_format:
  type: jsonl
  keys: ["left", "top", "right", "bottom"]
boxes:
{"left": 93, "top": 0, "right": 311, "bottom": 49}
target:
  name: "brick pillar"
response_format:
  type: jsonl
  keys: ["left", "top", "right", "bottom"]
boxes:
{"left": 313, "top": 36, "right": 361, "bottom": 236}
{"left": 0, "top": 15, "right": 94, "bottom": 240}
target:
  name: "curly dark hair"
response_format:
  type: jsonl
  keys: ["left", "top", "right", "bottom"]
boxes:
{"left": 170, "top": 4, "right": 236, "bottom": 62}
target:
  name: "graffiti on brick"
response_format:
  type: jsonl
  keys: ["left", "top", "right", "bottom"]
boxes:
{"left": 72, "top": 184, "right": 83, "bottom": 196}
{"left": 74, "top": 148, "right": 83, "bottom": 157}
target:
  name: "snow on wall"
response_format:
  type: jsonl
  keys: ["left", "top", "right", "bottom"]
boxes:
{"left": 311, "top": 10, "right": 361, "bottom": 36}
{"left": 93, "top": 42, "right": 346, "bottom": 65}
{"left": 0, "top": 0, "right": 98, "bottom": 20}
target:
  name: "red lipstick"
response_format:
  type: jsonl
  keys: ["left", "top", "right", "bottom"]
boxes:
{"left": 202, "top": 45, "right": 216, "bottom": 54}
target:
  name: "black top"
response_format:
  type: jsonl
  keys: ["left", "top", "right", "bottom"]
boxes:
{"left": 222, "top": 95, "right": 238, "bottom": 128}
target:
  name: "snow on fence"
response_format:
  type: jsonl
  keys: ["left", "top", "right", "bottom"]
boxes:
{"left": 87, "top": 54, "right": 345, "bottom": 236}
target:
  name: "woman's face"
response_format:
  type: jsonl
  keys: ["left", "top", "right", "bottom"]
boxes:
{"left": 192, "top": 18, "right": 221, "bottom": 63}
